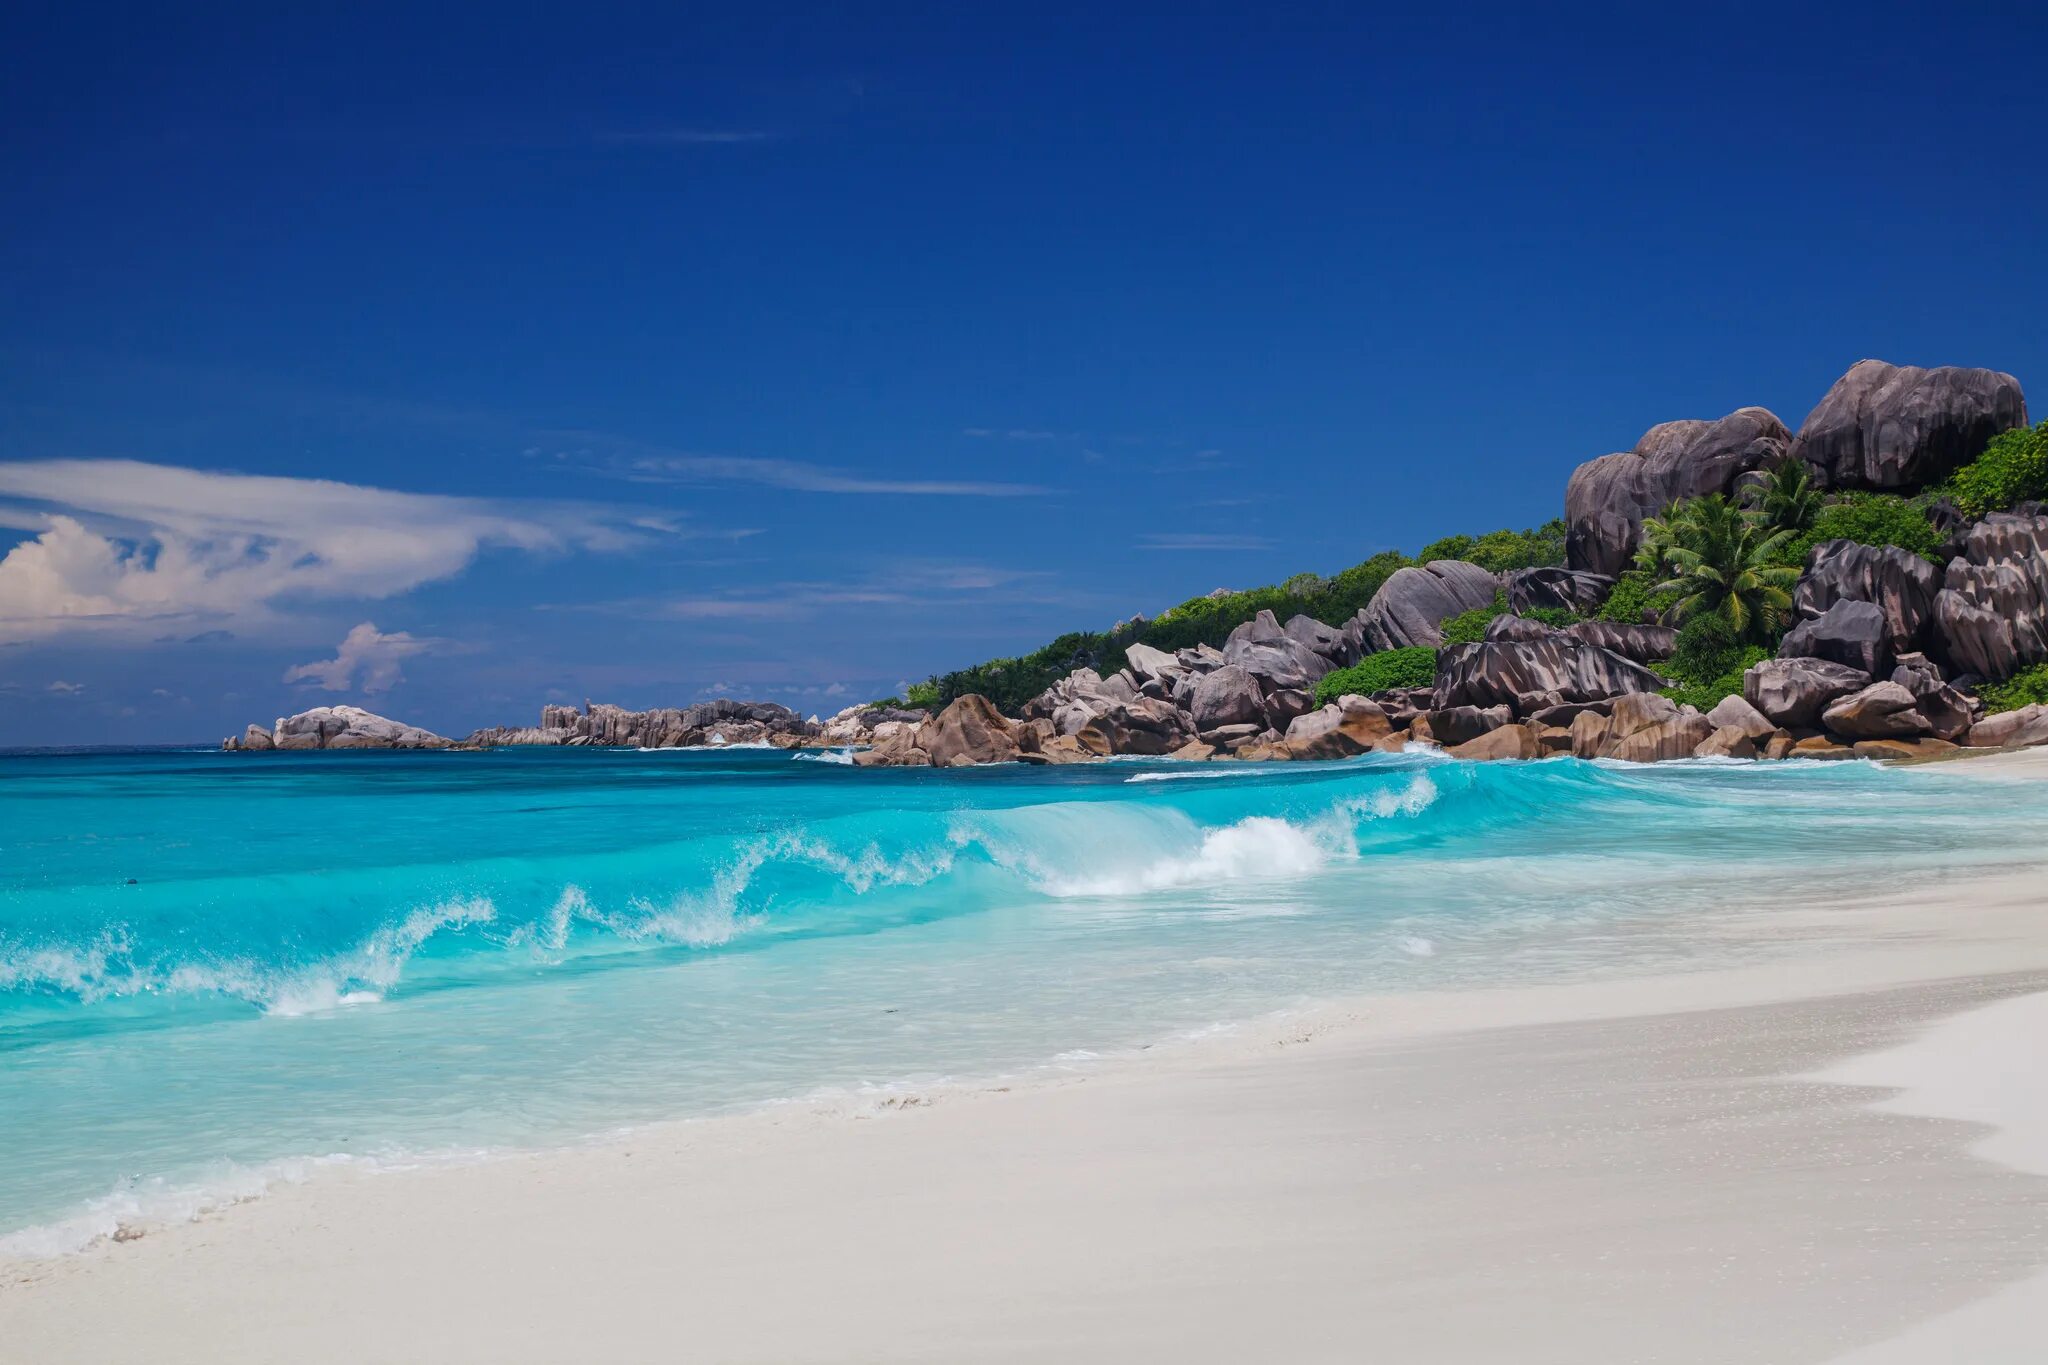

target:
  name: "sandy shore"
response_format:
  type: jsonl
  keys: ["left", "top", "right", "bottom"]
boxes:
{"left": 6, "top": 748, "right": 2048, "bottom": 1364}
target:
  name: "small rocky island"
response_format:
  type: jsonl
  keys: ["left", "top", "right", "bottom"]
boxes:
{"left": 229, "top": 358, "right": 2048, "bottom": 767}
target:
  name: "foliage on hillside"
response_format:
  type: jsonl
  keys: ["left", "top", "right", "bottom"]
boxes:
{"left": 920, "top": 526, "right": 1563, "bottom": 710}
{"left": 1779, "top": 491, "right": 1944, "bottom": 565}
{"left": 1312, "top": 648, "right": 1438, "bottom": 705}
{"left": 1655, "top": 615, "right": 1770, "bottom": 712}
{"left": 1978, "top": 663, "right": 2048, "bottom": 715}
{"left": 1945, "top": 420, "right": 2048, "bottom": 519}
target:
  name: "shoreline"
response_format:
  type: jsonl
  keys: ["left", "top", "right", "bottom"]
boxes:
{"left": 4, "top": 749, "right": 2048, "bottom": 1360}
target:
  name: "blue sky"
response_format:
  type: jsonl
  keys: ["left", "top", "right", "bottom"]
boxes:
{"left": 4, "top": 4, "right": 2044, "bottom": 745}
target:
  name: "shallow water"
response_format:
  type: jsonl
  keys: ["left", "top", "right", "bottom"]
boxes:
{"left": 4, "top": 745, "right": 2045, "bottom": 1252}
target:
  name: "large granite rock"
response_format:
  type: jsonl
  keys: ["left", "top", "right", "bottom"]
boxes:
{"left": 919, "top": 694, "right": 1032, "bottom": 766}
{"left": 1609, "top": 712, "right": 1715, "bottom": 763}
{"left": 1888, "top": 654, "right": 1975, "bottom": 742}
{"left": 1565, "top": 407, "right": 1791, "bottom": 576}
{"left": 1792, "top": 540, "right": 1940, "bottom": 657}
{"left": 1281, "top": 695, "right": 1395, "bottom": 759}
{"left": 249, "top": 705, "right": 451, "bottom": 751}
{"left": 1744, "top": 657, "right": 1872, "bottom": 728}
{"left": 1423, "top": 704, "right": 1513, "bottom": 747}
{"left": 1504, "top": 567, "right": 1615, "bottom": 616}
{"left": 1433, "top": 632, "right": 1665, "bottom": 711}
{"left": 1564, "top": 620, "right": 1678, "bottom": 664}
{"left": 1780, "top": 599, "right": 1894, "bottom": 677}
{"left": 1930, "top": 512, "right": 2048, "bottom": 681}
{"left": 1967, "top": 703, "right": 2048, "bottom": 749}
{"left": 1189, "top": 664, "right": 1266, "bottom": 733}
{"left": 1820, "top": 682, "right": 1931, "bottom": 740}
{"left": 851, "top": 723, "right": 931, "bottom": 767}
{"left": 1705, "top": 693, "right": 1776, "bottom": 740}
{"left": 1789, "top": 359, "right": 2027, "bottom": 490}
{"left": 1358, "top": 561, "right": 1501, "bottom": 651}
{"left": 1222, "top": 611, "right": 1333, "bottom": 694}
{"left": 1447, "top": 723, "right": 1543, "bottom": 761}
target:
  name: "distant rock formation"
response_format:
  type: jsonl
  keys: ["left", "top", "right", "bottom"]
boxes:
{"left": 225, "top": 706, "right": 450, "bottom": 751}
{"left": 467, "top": 699, "right": 815, "bottom": 749}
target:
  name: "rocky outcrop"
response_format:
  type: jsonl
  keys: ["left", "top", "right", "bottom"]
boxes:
{"left": 1967, "top": 704, "right": 2048, "bottom": 749}
{"left": 1820, "top": 682, "right": 1930, "bottom": 739}
{"left": 1423, "top": 704, "right": 1513, "bottom": 747}
{"left": 1447, "top": 723, "right": 1542, "bottom": 761}
{"left": 1695, "top": 727, "right": 1759, "bottom": 759}
{"left": 1026, "top": 667, "right": 1193, "bottom": 754}
{"left": 1565, "top": 407, "right": 1791, "bottom": 576}
{"left": 1930, "top": 512, "right": 2048, "bottom": 681}
{"left": 1564, "top": 620, "right": 1677, "bottom": 664}
{"left": 1188, "top": 664, "right": 1266, "bottom": 734}
{"left": 851, "top": 722, "right": 932, "bottom": 767}
{"left": 1433, "top": 630, "right": 1665, "bottom": 711}
{"left": 1280, "top": 695, "right": 1395, "bottom": 759}
{"left": 469, "top": 699, "right": 813, "bottom": 749}
{"left": 1780, "top": 599, "right": 1894, "bottom": 677}
{"left": 1222, "top": 611, "right": 1333, "bottom": 694}
{"left": 1504, "top": 567, "right": 1615, "bottom": 616}
{"left": 1705, "top": 693, "right": 1776, "bottom": 740}
{"left": 1744, "top": 657, "right": 1872, "bottom": 728}
{"left": 1789, "top": 359, "right": 2027, "bottom": 490}
{"left": 1888, "top": 654, "right": 1975, "bottom": 741}
{"left": 229, "top": 706, "right": 451, "bottom": 751}
{"left": 1610, "top": 711, "right": 1715, "bottom": 763}
{"left": 817, "top": 704, "right": 927, "bottom": 747}
{"left": 918, "top": 694, "right": 1033, "bottom": 766}
{"left": 1791, "top": 540, "right": 1940, "bottom": 658}
{"left": 1358, "top": 562, "right": 1500, "bottom": 651}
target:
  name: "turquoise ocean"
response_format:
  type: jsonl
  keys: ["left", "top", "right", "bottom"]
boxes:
{"left": 5, "top": 744, "right": 2046, "bottom": 1254}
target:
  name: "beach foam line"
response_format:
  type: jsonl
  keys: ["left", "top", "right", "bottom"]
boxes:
{"left": 1809, "top": 989, "right": 2048, "bottom": 1363}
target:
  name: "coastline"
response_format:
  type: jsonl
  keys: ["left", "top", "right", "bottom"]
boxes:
{"left": 5, "top": 749, "right": 2048, "bottom": 1362}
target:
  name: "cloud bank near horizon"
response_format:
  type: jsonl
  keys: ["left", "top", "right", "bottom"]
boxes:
{"left": 0, "top": 459, "right": 677, "bottom": 645}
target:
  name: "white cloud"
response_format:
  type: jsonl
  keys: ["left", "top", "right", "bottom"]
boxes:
{"left": 46, "top": 679, "right": 84, "bottom": 694}
{"left": 284, "top": 622, "right": 436, "bottom": 694}
{"left": 0, "top": 460, "right": 676, "bottom": 644}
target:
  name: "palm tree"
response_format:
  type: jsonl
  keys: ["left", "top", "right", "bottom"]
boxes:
{"left": 1747, "top": 460, "right": 1821, "bottom": 534}
{"left": 1631, "top": 500, "right": 1694, "bottom": 576}
{"left": 1652, "top": 495, "right": 1799, "bottom": 640}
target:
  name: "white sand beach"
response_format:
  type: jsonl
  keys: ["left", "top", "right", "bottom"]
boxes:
{"left": 5, "top": 750, "right": 2048, "bottom": 1364}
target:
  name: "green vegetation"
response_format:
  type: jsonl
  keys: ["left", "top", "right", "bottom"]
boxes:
{"left": 1596, "top": 568, "right": 1680, "bottom": 626}
{"left": 1439, "top": 594, "right": 1578, "bottom": 646}
{"left": 1417, "top": 519, "right": 1568, "bottom": 574}
{"left": 1638, "top": 495, "right": 1799, "bottom": 641}
{"left": 1978, "top": 663, "right": 2048, "bottom": 715}
{"left": 1655, "top": 614, "right": 1769, "bottom": 712}
{"left": 902, "top": 680, "right": 941, "bottom": 710}
{"left": 1313, "top": 647, "right": 1438, "bottom": 705}
{"left": 1780, "top": 491, "right": 1943, "bottom": 565}
{"left": 1747, "top": 460, "right": 1821, "bottom": 534}
{"left": 1945, "top": 419, "right": 2048, "bottom": 519}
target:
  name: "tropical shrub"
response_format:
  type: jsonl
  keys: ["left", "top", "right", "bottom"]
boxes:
{"left": 1978, "top": 663, "right": 2048, "bottom": 715}
{"left": 902, "top": 680, "right": 941, "bottom": 710}
{"left": 1945, "top": 420, "right": 2048, "bottom": 519}
{"left": 1313, "top": 648, "right": 1437, "bottom": 705}
{"left": 1780, "top": 492, "right": 1943, "bottom": 565}
{"left": 1655, "top": 615, "right": 1769, "bottom": 711}
{"left": 1597, "top": 568, "right": 1681, "bottom": 626}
